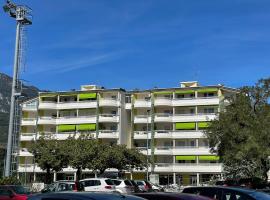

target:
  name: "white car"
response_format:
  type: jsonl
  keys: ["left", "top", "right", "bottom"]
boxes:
{"left": 79, "top": 178, "right": 116, "bottom": 192}
{"left": 111, "top": 179, "right": 135, "bottom": 194}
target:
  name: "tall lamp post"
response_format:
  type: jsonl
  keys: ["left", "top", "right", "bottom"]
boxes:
{"left": 146, "top": 109, "right": 150, "bottom": 181}
{"left": 3, "top": 0, "right": 32, "bottom": 177}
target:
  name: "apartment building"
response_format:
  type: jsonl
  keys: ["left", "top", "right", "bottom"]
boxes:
{"left": 18, "top": 82, "right": 236, "bottom": 185}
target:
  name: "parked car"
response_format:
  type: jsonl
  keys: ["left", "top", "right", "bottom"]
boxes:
{"left": 134, "top": 192, "right": 212, "bottom": 200}
{"left": 148, "top": 182, "right": 164, "bottom": 192}
{"left": 0, "top": 185, "right": 30, "bottom": 200}
{"left": 41, "top": 180, "right": 78, "bottom": 193}
{"left": 111, "top": 179, "right": 135, "bottom": 194}
{"left": 182, "top": 186, "right": 270, "bottom": 200}
{"left": 79, "top": 178, "right": 116, "bottom": 192}
{"left": 28, "top": 192, "right": 145, "bottom": 200}
{"left": 134, "top": 180, "right": 153, "bottom": 192}
{"left": 130, "top": 180, "right": 144, "bottom": 193}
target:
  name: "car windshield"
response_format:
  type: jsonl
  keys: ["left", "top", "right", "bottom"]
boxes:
{"left": 136, "top": 181, "right": 144, "bottom": 186}
{"left": 10, "top": 186, "right": 30, "bottom": 194}
{"left": 105, "top": 179, "right": 114, "bottom": 185}
{"left": 124, "top": 180, "right": 133, "bottom": 186}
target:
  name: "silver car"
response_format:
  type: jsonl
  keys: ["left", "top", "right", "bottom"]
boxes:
{"left": 111, "top": 179, "right": 135, "bottom": 194}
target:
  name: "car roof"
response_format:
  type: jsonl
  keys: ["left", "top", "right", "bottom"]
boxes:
{"left": 29, "top": 192, "right": 145, "bottom": 200}
{"left": 183, "top": 186, "right": 261, "bottom": 196}
{"left": 135, "top": 192, "right": 212, "bottom": 200}
{"left": 80, "top": 178, "right": 110, "bottom": 181}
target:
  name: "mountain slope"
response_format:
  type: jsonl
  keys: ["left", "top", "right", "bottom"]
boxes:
{"left": 0, "top": 73, "right": 39, "bottom": 145}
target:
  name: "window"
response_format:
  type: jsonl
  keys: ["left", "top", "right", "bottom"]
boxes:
{"left": 0, "top": 189, "right": 11, "bottom": 196}
{"left": 145, "top": 96, "right": 151, "bottom": 101}
{"left": 111, "top": 110, "right": 117, "bottom": 115}
{"left": 190, "top": 93, "right": 195, "bottom": 98}
{"left": 111, "top": 95, "right": 117, "bottom": 100}
{"left": 177, "top": 94, "right": 185, "bottom": 99}
{"left": 204, "top": 108, "right": 215, "bottom": 114}
{"left": 105, "top": 179, "right": 114, "bottom": 185}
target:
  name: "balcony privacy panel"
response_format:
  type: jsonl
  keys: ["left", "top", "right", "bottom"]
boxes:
{"left": 76, "top": 124, "right": 96, "bottom": 131}
{"left": 176, "top": 155, "right": 196, "bottom": 160}
{"left": 175, "top": 90, "right": 195, "bottom": 94}
{"left": 198, "top": 155, "right": 220, "bottom": 161}
{"left": 58, "top": 124, "right": 76, "bottom": 132}
{"left": 175, "top": 122, "right": 196, "bottom": 130}
{"left": 198, "top": 122, "right": 210, "bottom": 129}
{"left": 197, "top": 88, "right": 218, "bottom": 93}
{"left": 79, "top": 93, "right": 97, "bottom": 100}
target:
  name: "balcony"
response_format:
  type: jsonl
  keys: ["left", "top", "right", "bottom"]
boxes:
{"left": 21, "top": 118, "right": 36, "bottom": 126}
{"left": 125, "top": 103, "right": 131, "bottom": 110}
{"left": 154, "top": 113, "right": 172, "bottom": 122}
{"left": 38, "top": 116, "right": 56, "bottom": 125}
{"left": 39, "top": 100, "right": 97, "bottom": 110}
{"left": 154, "top": 163, "right": 173, "bottom": 172}
{"left": 134, "top": 99, "right": 151, "bottom": 108}
{"left": 99, "top": 98, "right": 119, "bottom": 107}
{"left": 99, "top": 114, "right": 119, "bottom": 123}
{"left": 98, "top": 130, "right": 119, "bottom": 138}
{"left": 172, "top": 146, "right": 210, "bottom": 155}
{"left": 172, "top": 113, "right": 216, "bottom": 122}
{"left": 22, "top": 104, "right": 37, "bottom": 111}
{"left": 19, "top": 148, "right": 33, "bottom": 157}
{"left": 153, "top": 163, "right": 222, "bottom": 173}
{"left": 154, "top": 97, "right": 172, "bottom": 106}
{"left": 20, "top": 133, "right": 36, "bottom": 141}
{"left": 173, "top": 97, "right": 219, "bottom": 107}
{"left": 56, "top": 115, "right": 96, "bottom": 125}
{"left": 154, "top": 130, "right": 172, "bottom": 139}
{"left": 134, "top": 115, "right": 151, "bottom": 124}
{"left": 55, "top": 132, "right": 96, "bottom": 140}
{"left": 155, "top": 146, "right": 173, "bottom": 155}
{"left": 173, "top": 163, "right": 222, "bottom": 173}
{"left": 58, "top": 100, "right": 97, "bottom": 110}
{"left": 134, "top": 131, "right": 151, "bottom": 139}
{"left": 18, "top": 164, "right": 42, "bottom": 173}
{"left": 136, "top": 147, "right": 151, "bottom": 155}
{"left": 172, "top": 131, "right": 205, "bottom": 139}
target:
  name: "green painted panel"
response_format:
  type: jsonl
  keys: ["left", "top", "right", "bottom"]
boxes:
{"left": 198, "top": 155, "right": 220, "bottom": 161}
{"left": 76, "top": 124, "right": 96, "bottom": 131}
{"left": 58, "top": 124, "right": 76, "bottom": 132}
{"left": 175, "top": 122, "right": 196, "bottom": 130}
{"left": 197, "top": 88, "right": 218, "bottom": 93}
{"left": 198, "top": 122, "right": 210, "bottom": 129}
{"left": 79, "top": 93, "right": 97, "bottom": 100}
{"left": 175, "top": 90, "right": 195, "bottom": 94}
{"left": 176, "top": 155, "right": 196, "bottom": 160}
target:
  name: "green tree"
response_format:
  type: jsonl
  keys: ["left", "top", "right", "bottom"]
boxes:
{"left": 88, "top": 144, "right": 147, "bottom": 177}
{"left": 64, "top": 135, "right": 98, "bottom": 181}
{"left": 205, "top": 78, "right": 270, "bottom": 181}
{"left": 28, "top": 136, "right": 69, "bottom": 183}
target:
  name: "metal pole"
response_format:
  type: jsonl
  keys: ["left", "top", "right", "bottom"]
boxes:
{"left": 146, "top": 111, "right": 149, "bottom": 181}
{"left": 5, "top": 21, "right": 21, "bottom": 177}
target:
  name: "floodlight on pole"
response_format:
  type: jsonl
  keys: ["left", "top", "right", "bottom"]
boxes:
{"left": 3, "top": 0, "right": 32, "bottom": 177}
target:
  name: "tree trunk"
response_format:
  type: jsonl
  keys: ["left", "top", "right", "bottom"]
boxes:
{"left": 45, "top": 168, "right": 51, "bottom": 184}
{"left": 76, "top": 167, "right": 82, "bottom": 181}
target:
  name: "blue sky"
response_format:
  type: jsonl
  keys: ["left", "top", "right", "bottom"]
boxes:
{"left": 1, "top": 0, "right": 270, "bottom": 91}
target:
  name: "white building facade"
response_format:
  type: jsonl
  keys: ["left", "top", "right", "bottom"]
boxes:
{"left": 18, "top": 82, "right": 236, "bottom": 185}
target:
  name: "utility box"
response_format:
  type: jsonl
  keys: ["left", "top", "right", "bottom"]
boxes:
{"left": 149, "top": 174, "right": 159, "bottom": 185}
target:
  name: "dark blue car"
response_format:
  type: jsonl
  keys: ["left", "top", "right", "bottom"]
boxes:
{"left": 182, "top": 186, "right": 270, "bottom": 200}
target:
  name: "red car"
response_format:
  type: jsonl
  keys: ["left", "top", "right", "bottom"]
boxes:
{"left": 0, "top": 185, "right": 30, "bottom": 200}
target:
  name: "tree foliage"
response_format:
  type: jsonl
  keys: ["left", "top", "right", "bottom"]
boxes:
{"left": 205, "top": 78, "right": 270, "bottom": 180}
{"left": 28, "top": 136, "right": 69, "bottom": 183}
{"left": 29, "top": 136, "right": 147, "bottom": 182}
